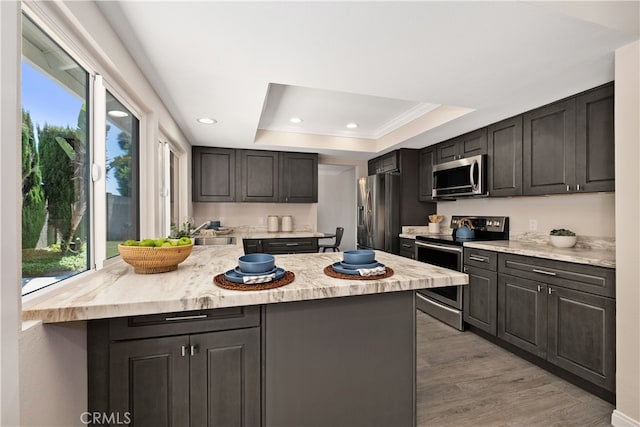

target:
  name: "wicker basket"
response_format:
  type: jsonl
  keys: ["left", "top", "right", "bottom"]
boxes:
{"left": 118, "top": 243, "right": 194, "bottom": 274}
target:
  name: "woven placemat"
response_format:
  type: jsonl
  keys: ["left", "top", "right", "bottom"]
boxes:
{"left": 213, "top": 271, "right": 295, "bottom": 291}
{"left": 323, "top": 265, "right": 394, "bottom": 280}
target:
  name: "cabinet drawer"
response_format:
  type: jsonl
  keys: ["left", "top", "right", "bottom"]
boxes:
{"left": 399, "top": 238, "right": 415, "bottom": 259}
{"left": 464, "top": 248, "right": 497, "bottom": 271}
{"left": 109, "top": 306, "right": 261, "bottom": 340}
{"left": 263, "top": 237, "right": 318, "bottom": 254}
{"left": 498, "top": 253, "right": 615, "bottom": 298}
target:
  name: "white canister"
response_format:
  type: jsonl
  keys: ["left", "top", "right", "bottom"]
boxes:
{"left": 428, "top": 222, "right": 440, "bottom": 234}
{"left": 267, "top": 215, "right": 279, "bottom": 232}
{"left": 281, "top": 215, "right": 293, "bottom": 232}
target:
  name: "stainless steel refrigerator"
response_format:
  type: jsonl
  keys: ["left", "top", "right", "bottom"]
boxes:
{"left": 357, "top": 174, "right": 400, "bottom": 253}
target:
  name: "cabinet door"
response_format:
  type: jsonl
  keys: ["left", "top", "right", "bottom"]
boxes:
{"left": 238, "top": 150, "right": 279, "bottom": 202}
{"left": 242, "top": 238, "right": 262, "bottom": 254}
{"left": 399, "top": 238, "right": 415, "bottom": 259}
{"left": 498, "top": 274, "right": 547, "bottom": 358}
{"left": 523, "top": 99, "right": 576, "bottom": 195}
{"left": 280, "top": 152, "right": 318, "bottom": 202}
{"left": 547, "top": 286, "right": 616, "bottom": 391}
{"left": 110, "top": 336, "right": 190, "bottom": 427}
{"left": 190, "top": 328, "right": 261, "bottom": 427}
{"left": 488, "top": 116, "right": 523, "bottom": 197}
{"left": 418, "top": 147, "right": 435, "bottom": 201}
{"left": 193, "top": 147, "right": 236, "bottom": 202}
{"left": 575, "top": 83, "right": 615, "bottom": 193}
{"left": 464, "top": 265, "right": 498, "bottom": 335}
{"left": 435, "top": 137, "right": 460, "bottom": 163}
{"left": 458, "top": 128, "right": 488, "bottom": 158}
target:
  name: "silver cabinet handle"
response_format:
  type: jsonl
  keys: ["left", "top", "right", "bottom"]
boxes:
{"left": 577, "top": 184, "right": 581, "bottom": 191}
{"left": 285, "top": 242, "right": 300, "bottom": 246}
{"left": 533, "top": 268, "right": 557, "bottom": 276}
{"left": 548, "top": 287, "right": 553, "bottom": 295}
{"left": 181, "top": 345, "right": 187, "bottom": 357}
{"left": 469, "top": 255, "right": 488, "bottom": 262}
{"left": 537, "top": 285, "right": 542, "bottom": 292}
{"left": 566, "top": 185, "right": 570, "bottom": 191}
{"left": 165, "top": 314, "right": 208, "bottom": 321}
{"left": 190, "top": 345, "right": 196, "bottom": 356}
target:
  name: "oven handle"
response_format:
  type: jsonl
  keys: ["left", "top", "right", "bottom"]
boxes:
{"left": 415, "top": 241, "right": 463, "bottom": 254}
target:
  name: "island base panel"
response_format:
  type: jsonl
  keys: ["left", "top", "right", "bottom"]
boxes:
{"left": 264, "top": 291, "right": 416, "bottom": 427}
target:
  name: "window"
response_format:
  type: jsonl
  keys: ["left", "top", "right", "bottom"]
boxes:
{"left": 106, "top": 91, "right": 139, "bottom": 258}
{"left": 21, "top": 14, "right": 90, "bottom": 295}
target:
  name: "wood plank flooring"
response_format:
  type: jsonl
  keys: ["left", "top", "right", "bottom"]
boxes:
{"left": 416, "top": 311, "right": 614, "bottom": 427}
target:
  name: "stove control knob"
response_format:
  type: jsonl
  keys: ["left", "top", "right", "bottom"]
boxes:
{"left": 487, "top": 220, "right": 493, "bottom": 226}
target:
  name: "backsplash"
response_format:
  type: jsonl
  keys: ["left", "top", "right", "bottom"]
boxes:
{"left": 193, "top": 202, "right": 318, "bottom": 232}
{"left": 436, "top": 192, "right": 615, "bottom": 239}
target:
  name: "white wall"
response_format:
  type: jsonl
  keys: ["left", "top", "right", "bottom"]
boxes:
{"left": 0, "top": 1, "right": 22, "bottom": 425}
{"left": 613, "top": 40, "right": 640, "bottom": 426}
{"left": 19, "top": 322, "right": 87, "bottom": 427}
{"left": 193, "top": 202, "right": 317, "bottom": 232}
{"left": 318, "top": 166, "right": 357, "bottom": 251}
{"left": 437, "top": 192, "right": 615, "bottom": 237}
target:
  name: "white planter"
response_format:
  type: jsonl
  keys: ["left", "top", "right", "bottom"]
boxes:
{"left": 549, "top": 235, "right": 577, "bottom": 248}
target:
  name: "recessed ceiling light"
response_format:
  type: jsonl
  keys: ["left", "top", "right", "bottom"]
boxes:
{"left": 346, "top": 122, "right": 359, "bottom": 129}
{"left": 197, "top": 117, "right": 217, "bottom": 125}
{"left": 107, "top": 110, "right": 128, "bottom": 118}
{"left": 289, "top": 117, "right": 303, "bottom": 124}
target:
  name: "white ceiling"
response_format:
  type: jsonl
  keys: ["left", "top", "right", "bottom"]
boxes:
{"left": 97, "top": 1, "right": 639, "bottom": 160}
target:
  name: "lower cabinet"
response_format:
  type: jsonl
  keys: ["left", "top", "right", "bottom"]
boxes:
{"left": 89, "top": 307, "right": 261, "bottom": 427}
{"left": 399, "top": 238, "right": 415, "bottom": 259}
{"left": 243, "top": 237, "right": 319, "bottom": 254}
{"left": 464, "top": 265, "right": 498, "bottom": 336}
{"left": 496, "top": 253, "right": 616, "bottom": 392}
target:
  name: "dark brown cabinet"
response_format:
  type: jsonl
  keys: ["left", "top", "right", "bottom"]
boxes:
{"left": 279, "top": 152, "right": 318, "bottom": 202}
{"left": 192, "top": 147, "right": 236, "bottom": 202}
{"left": 523, "top": 98, "right": 577, "bottom": 195}
{"left": 193, "top": 147, "right": 318, "bottom": 203}
{"left": 575, "top": 83, "right": 615, "bottom": 192}
{"left": 238, "top": 150, "right": 279, "bottom": 202}
{"left": 418, "top": 147, "right": 436, "bottom": 202}
{"left": 497, "top": 253, "right": 616, "bottom": 392}
{"left": 90, "top": 307, "right": 261, "bottom": 427}
{"left": 243, "top": 237, "right": 319, "bottom": 254}
{"left": 488, "top": 116, "right": 523, "bottom": 197}
{"left": 435, "top": 128, "right": 487, "bottom": 164}
{"left": 463, "top": 248, "right": 498, "bottom": 335}
{"left": 368, "top": 151, "right": 398, "bottom": 175}
{"left": 399, "top": 238, "right": 415, "bottom": 259}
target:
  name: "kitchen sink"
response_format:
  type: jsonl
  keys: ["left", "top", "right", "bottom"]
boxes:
{"left": 193, "top": 236, "right": 236, "bottom": 246}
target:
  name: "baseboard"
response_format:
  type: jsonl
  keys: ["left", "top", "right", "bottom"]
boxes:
{"left": 612, "top": 410, "right": 640, "bottom": 427}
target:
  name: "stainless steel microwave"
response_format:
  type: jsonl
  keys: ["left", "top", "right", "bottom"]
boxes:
{"left": 432, "top": 154, "right": 486, "bottom": 198}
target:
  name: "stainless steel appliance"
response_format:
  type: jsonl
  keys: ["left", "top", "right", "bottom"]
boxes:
{"left": 357, "top": 174, "right": 400, "bottom": 252}
{"left": 432, "top": 154, "right": 486, "bottom": 198}
{"left": 415, "top": 215, "right": 509, "bottom": 330}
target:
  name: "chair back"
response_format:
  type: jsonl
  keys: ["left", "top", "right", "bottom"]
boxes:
{"left": 334, "top": 227, "right": 344, "bottom": 246}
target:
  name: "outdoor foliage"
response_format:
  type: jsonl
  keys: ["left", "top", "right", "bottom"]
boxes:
{"left": 21, "top": 109, "right": 46, "bottom": 249}
{"left": 109, "top": 130, "right": 132, "bottom": 196}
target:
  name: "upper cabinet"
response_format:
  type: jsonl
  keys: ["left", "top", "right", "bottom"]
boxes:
{"left": 192, "top": 147, "right": 236, "bottom": 202}
{"left": 238, "top": 150, "right": 280, "bottom": 202}
{"left": 436, "top": 128, "right": 487, "bottom": 163}
{"left": 523, "top": 98, "right": 577, "bottom": 195}
{"left": 488, "top": 116, "right": 523, "bottom": 197}
{"left": 279, "top": 152, "right": 318, "bottom": 203}
{"left": 192, "top": 147, "right": 318, "bottom": 203}
{"left": 522, "top": 82, "right": 614, "bottom": 196}
{"left": 418, "top": 147, "right": 436, "bottom": 202}
{"left": 368, "top": 151, "right": 399, "bottom": 175}
{"left": 575, "top": 83, "right": 615, "bottom": 192}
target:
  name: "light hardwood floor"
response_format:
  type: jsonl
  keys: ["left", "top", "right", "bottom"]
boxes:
{"left": 416, "top": 311, "right": 614, "bottom": 427}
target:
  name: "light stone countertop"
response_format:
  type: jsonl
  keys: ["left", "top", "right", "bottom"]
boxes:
{"left": 22, "top": 245, "right": 468, "bottom": 323}
{"left": 464, "top": 240, "right": 615, "bottom": 269}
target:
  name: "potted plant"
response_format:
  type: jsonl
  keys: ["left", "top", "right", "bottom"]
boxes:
{"left": 549, "top": 228, "right": 577, "bottom": 248}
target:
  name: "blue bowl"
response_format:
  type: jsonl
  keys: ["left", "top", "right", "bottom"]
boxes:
{"left": 342, "top": 250, "right": 375, "bottom": 265}
{"left": 238, "top": 253, "right": 275, "bottom": 273}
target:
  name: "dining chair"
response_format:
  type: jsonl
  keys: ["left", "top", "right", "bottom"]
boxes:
{"left": 318, "top": 227, "right": 344, "bottom": 252}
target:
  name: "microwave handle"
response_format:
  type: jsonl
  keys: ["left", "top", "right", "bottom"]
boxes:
{"left": 469, "top": 159, "right": 478, "bottom": 191}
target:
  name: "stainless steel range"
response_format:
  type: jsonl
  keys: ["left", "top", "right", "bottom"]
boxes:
{"left": 414, "top": 216, "right": 509, "bottom": 330}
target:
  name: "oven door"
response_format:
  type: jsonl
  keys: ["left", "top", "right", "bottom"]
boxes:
{"left": 414, "top": 241, "right": 464, "bottom": 310}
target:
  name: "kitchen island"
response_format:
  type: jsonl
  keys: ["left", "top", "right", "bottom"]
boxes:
{"left": 22, "top": 246, "right": 467, "bottom": 426}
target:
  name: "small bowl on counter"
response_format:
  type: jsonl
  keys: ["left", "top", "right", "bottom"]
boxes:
{"left": 238, "top": 253, "right": 276, "bottom": 273}
{"left": 342, "top": 250, "right": 375, "bottom": 265}
{"left": 549, "top": 235, "right": 577, "bottom": 248}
